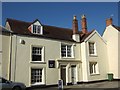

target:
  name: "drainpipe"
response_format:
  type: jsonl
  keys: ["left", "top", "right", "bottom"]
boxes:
{"left": 14, "top": 35, "right": 17, "bottom": 82}
{"left": 8, "top": 33, "right": 12, "bottom": 81}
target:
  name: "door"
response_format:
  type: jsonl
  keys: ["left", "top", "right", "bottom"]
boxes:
{"left": 71, "top": 65, "right": 76, "bottom": 84}
{"left": 61, "top": 65, "right": 66, "bottom": 85}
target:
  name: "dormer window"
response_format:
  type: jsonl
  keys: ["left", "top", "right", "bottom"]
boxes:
{"left": 28, "top": 20, "right": 43, "bottom": 35}
{"left": 33, "top": 25, "right": 42, "bottom": 34}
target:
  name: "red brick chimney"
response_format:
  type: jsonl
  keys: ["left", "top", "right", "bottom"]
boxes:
{"left": 72, "top": 15, "right": 80, "bottom": 42}
{"left": 106, "top": 18, "right": 113, "bottom": 26}
{"left": 72, "top": 15, "right": 78, "bottom": 34}
{"left": 81, "top": 14, "right": 87, "bottom": 34}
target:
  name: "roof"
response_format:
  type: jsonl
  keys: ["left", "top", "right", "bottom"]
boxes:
{"left": 6, "top": 18, "right": 93, "bottom": 42}
{"left": 112, "top": 25, "right": 120, "bottom": 31}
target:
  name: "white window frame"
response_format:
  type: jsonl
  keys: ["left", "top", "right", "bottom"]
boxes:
{"left": 31, "top": 68, "right": 45, "bottom": 85}
{"left": 61, "top": 44, "right": 74, "bottom": 58}
{"left": 88, "top": 42, "right": 97, "bottom": 56}
{"left": 31, "top": 46, "right": 44, "bottom": 62}
{"left": 32, "top": 25, "right": 43, "bottom": 35}
{"left": 89, "top": 62, "right": 99, "bottom": 75}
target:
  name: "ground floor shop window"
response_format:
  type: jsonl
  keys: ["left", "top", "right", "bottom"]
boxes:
{"left": 31, "top": 68, "right": 43, "bottom": 84}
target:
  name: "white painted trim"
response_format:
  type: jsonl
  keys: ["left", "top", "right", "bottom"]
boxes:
{"left": 30, "top": 45, "right": 45, "bottom": 62}
{"left": 84, "top": 30, "right": 107, "bottom": 44}
{"left": 30, "top": 67, "right": 45, "bottom": 86}
{"left": 60, "top": 43, "right": 75, "bottom": 58}
{"left": 88, "top": 41, "right": 97, "bottom": 56}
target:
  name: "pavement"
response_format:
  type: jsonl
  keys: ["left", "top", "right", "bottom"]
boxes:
{"left": 27, "top": 81, "right": 120, "bottom": 90}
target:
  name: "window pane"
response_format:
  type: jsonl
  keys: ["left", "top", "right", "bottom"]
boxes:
{"left": 31, "top": 69, "right": 42, "bottom": 84}
{"left": 67, "top": 45, "right": 71, "bottom": 57}
{"left": 61, "top": 45, "right": 66, "bottom": 57}
{"left": 89, "top": 42, "right": 95, "bottom": 54}
{"left": 32, "top": 47, "right": 42, "bottom": 61}
{"left": 89, "top": 62, "right": 93, "bottom": 74}
{"left": 89, "top": 62, "right": 98, "bottom": 74}
{"left": 61, "top": 44, "right": 72, "bottom": 57}
{"left": 33, "top": 25, "right": 41, "bottom": 34}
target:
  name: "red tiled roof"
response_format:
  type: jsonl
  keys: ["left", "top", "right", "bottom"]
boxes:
{"left": 6, "top": 18, "right": 92, "bottom": 42}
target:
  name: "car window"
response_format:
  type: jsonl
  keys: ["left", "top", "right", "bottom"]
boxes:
{"left": 0, "top": 78, "right": 2, "bottom": 83}
{"left": 2, "top": 78, "right": 7, "bottom": 83}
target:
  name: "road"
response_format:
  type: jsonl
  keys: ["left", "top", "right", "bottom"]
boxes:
{"left": 27, "top": 81, "right": 120, "bottom": 90}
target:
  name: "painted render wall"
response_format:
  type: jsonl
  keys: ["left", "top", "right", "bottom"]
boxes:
{"left": 10, "top": 34, "right": 81, "bottom": 87}
{"left": 118, "top": 32, "right": 120, "bottom": 78}
{"left": 103, "top": 25, "right": 119, "bottom": 79}
{"left": 1, "top": 33, "right": 11, "bottom": 80}
{"left": 0, "top": 33, "right": 2, "bottom": 77}
{"left": 81, "top": 31, "right": 108, "bottom": 82}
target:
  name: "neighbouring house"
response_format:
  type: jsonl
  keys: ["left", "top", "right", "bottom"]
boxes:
{"left": 103, "top": 18, "right": 120, "bottom": 79}
{"left": 0, "top": 26, "right": 12, "bottom": 79}
{"left": 0, "top": 15, "right": 119, "bottom": 87}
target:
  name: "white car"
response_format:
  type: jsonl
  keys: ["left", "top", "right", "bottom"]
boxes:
{"left": 0, "top": 77, "right": 26, "bottom": 90}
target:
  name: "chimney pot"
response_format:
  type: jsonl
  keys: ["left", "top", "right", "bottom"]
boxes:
{"left": 73, "top": 15, "right": 77, "bottom": 20}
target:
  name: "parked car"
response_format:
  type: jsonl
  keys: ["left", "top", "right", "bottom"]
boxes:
{"left": 0, "top": 77, "right": 26, "bottom": 90}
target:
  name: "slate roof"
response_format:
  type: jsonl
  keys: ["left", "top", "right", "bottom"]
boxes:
{"left": 6, "top": 18, "right": 93, "bottom": 42}
{"left": 112, "top": 25, "right": 120, "bottom": 31}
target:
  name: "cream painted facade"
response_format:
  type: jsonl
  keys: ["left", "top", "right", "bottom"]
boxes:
{"left": 103, "top": 25, "right": 120, "bottom": 79}
{"left": 1, "top": 30, "right": 111, "bottom": 87}
{"left": 9, "top": 34, "right": 82, "bottom": 86}
{"left": 81, "top": 31, "right": 108, "bottom": 82}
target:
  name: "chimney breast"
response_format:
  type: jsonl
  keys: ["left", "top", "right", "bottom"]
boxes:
{"left": 81, "top": 14, "right": 87, "bottom": 34}
{"left": 106, "top": 18, "right": 112, "bottom": 26}
{"left": 72, "top": 15, "right": 78, "bottom": 34}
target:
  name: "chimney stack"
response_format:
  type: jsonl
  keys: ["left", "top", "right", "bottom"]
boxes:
{"left": 72, "top": 15, "right": 78, "bottom": 34}
{"left": 81, "top": 14, "right": 88, "bottom": 34}
{"left": 72, "top": 15, "right": 80, "bottom": 42}
{"left": 106, "top": 18, "right": 112, "bottom": 26}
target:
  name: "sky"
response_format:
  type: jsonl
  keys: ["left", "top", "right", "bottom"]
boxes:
{"left": 2, "top": 2, "right": 119, "bottom": 35}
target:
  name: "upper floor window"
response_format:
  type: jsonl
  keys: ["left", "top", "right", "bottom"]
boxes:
{"left": 33, "top": 25, "right": 42, "bottom": 34}
{"left": 61, "top": 44, "right": 73, "bottom": 58}
{"left": 89, "top": 42, "right": 96, "bottom": 55}
{"left": 32, "top": 46, "right": 44, "bottom": 62}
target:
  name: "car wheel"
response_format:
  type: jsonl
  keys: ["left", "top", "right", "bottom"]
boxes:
{"left": 12, "top": 86, "right": 22, "bottom": 90}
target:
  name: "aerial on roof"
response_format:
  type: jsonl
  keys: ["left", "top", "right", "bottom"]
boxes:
{"left": 6, "top": 18, "right": 93, "bottom": 42}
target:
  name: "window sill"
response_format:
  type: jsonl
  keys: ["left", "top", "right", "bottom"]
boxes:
{"left": 30, "top": 61, "right": 46, "bottom": 64}
{"left": 31, "top": 83, "right": 45, "bottom": 86}
{"left": 89, "top": 54, "right": 98, "bottom": 57}
{"left": 61, "top": 57, "right": 75, "bottom": 59}
{"left": 90, "top": 73, "right": 100, "bottom": 76}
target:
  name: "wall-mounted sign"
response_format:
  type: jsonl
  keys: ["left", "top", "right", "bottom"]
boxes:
{"left": 48, "top": 60, "right": 55, "bottom": 68}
